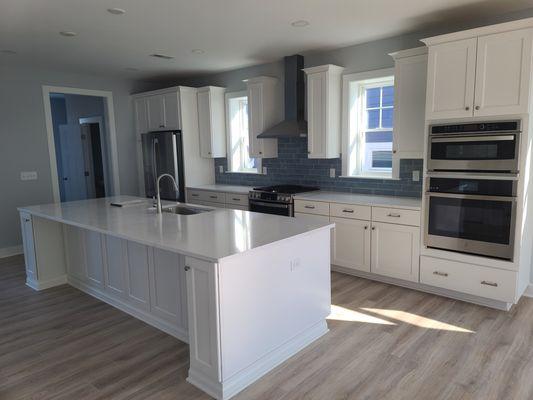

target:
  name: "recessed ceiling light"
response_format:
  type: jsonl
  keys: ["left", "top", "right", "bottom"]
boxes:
{"left": 125, "top": 67, "right": 139, "bottom": 71}
{"left": 291, "top": 20, "right": 310, "bottom": 28}
{"left": 107, "top": 7, "right": 126, "bottom": 15}
{"left": 150, "top": 53, "right": 174, "bottom": 60}
{"left": 60, "top": 31, "right": 77, "bottom": 37}
{"left": 191, "top": 49, "right": 205, "bottom": 55}
{"left": 0, "top": 49, "right": 17, "bottom": 55}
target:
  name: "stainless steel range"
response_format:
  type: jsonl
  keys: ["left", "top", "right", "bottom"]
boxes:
{"left": 249, "top": 185, "right": 319, "bottom": 216}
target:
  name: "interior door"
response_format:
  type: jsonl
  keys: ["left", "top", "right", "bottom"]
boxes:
{"left": 58, "top": 124, "right": 87, "bottom": 201}
{"left": 425, "top": 38, "right": 477, "bottom": 120}
{"left": 80, "top": 124, "right": 96, "bottom": 199}
{"left": 474, "top": 29, "right": 532, "bottom": 116}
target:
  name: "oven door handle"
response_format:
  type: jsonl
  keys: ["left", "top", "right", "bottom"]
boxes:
{"left": 430, "top": 135, "right": 515, "bottom": 143}
{"left": 249, "top": 200, "right": 290, "bottom": 209}
{"left": 425, "top": 192, "right": 517, "bottom": 202}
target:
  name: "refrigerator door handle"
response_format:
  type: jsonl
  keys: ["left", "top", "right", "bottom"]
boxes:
{"left": 152, "top": 138, "right": 159, "bottom": 189}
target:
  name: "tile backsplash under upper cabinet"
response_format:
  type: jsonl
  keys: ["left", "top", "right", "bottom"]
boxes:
{"left": 214, "top": 137, "right": 423, "bottom": 198}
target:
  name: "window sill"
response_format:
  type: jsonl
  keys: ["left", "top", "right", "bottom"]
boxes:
{"left": 338, "top": 175, "right": 400, "bottom": 181}
{"left": 224, "top": 171, "right": 262, "bottom": 175}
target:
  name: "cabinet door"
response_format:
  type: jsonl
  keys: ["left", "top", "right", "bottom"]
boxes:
{"left": 150, "top": 248, "right": 185, "bottom": 327}
{"left": 331, "top": 217, "right": 371, "bottom": 272}
{"left": 20, "top": 213, "right": 37, "bottom": 282}
{"left": 307, "top": 72, "right": 326, "bottom": 158}
{"left": 197, "top": 90, "right": 213, "bottom": 157}
{"left": 426, "top": 38, "right": 477, "bottom": 120}
{"left": 126, "top": 241, "right": 151, "bottom": 310}
{"left": 84, "top": 230, "right": 104, "bottom": 287}
{"left": 147, "top": 95, "right": 165, "bottom": 131}
{"left": 64, "top": 225, "right": 86, "bottom": 281}
{"left": 247, "top": 83, "right": 263, "bottom": 158}
{"left": 392, "top": 53, "right": 427, "bottom": 168}
{"left": 371, "top": 222, "right": 419, "bottom": 282}
{"left": 134, "top": 97, "right": 149, "bottom": 134}
{"left": 103, "top": 235, "right": 127, "bottom": 298}
{"left": 474, "top": 29, "right": 532, "bottom": 117}
{"left": 163, "top": 92, "right": 180, "bottom": 130}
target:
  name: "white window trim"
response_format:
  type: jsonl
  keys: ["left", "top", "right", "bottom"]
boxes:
{"left": 341, "top": 68, "right": 397, "bottom": 179}
{"left": 225, "top": 91, "right": 261, "bottom": 174}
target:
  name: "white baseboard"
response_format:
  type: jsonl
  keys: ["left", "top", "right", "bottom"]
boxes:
{"left": 523, "top": 284, "right": 533, "bottom": 298}
{"left": 0, "top": 245, "right": 23, "bottom": 258}
{"left": 26, "top": 275, "right": 67, "bottom": 290}
{"left": 187, "top": 320, "right": 329, "bottom": 400}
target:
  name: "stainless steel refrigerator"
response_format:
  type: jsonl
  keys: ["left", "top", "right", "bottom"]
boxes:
{"left": 141, "top": 131, "right": 185, "bottom": 202}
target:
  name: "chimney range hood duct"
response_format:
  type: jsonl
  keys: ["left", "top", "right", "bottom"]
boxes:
{"left": 257, "top": 55, "right": 307, "bottom": 138}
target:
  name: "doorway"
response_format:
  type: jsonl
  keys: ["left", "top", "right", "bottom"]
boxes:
{"left": 43, "top": 86, "right": 120, "bottom": 203}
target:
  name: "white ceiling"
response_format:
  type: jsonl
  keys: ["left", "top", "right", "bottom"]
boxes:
{"left": 1, "top": 0, "right": 533, "bottom": 79}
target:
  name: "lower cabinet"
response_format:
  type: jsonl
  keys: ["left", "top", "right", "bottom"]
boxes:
{"left": 85, "top": 230, "right": 104, "bottom": 288}
{"left": 103, "top": 235, "right": 128, "bottom": 298}
{"left": 64, "top": 225, "right": 87, "bottom": 281}
{"left": 331, "top": 217, "right": 371, "bottom": 272}
{"left": 125, "top": 241, "right": 151, "bottom": 311}
{"left": 371, "top": 222, "right": 420, "bottom": 282}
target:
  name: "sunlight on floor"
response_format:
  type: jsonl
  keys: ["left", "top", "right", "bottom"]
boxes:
{"left": 362, "top": 308, "right": 474, "bottom": 333}
{"left": 327, "top": 305, "right": 396, "bottom": 325}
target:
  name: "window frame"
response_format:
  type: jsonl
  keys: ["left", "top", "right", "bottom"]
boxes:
{"left": 225, "top": 91, "right": 261, "bottom": 174}
{"left": 341, "top": 68, "right": 396, "bottom": 179}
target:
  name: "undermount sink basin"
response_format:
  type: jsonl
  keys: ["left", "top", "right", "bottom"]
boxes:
{"left": 162, "top": 204, "right": 213, "bottom": 216}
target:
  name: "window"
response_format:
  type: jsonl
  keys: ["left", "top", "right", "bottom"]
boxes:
{"left": 343, "top": 69, "right": 395, "bottom": 178}
{"left": 226, "top": 92, "right": 260, "bottom": 173}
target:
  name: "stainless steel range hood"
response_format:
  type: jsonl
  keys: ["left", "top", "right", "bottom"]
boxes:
{"left": 257, "top": 55, "right": 307, "bottom": 138}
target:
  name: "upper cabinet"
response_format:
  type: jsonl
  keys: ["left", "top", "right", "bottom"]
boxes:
{"left": 134, "top": 97, "right": 149, "bottom": 134}
{"left": 303, "top": 65, "right": 344, "bottom": 159}
{"left": 245, "top": 76, "right": 281, "bottom": 158}
{"left": 389, "top": 47, "right": 427, "bottom": 175}
{"left": 197, "top": 86, "right": 226, "bottom": 158}
{"left": 423, "top": 25, "right": 533, "bottom": 120}
{"left": 135, "top": 91, "right": 180, "bottom": 132}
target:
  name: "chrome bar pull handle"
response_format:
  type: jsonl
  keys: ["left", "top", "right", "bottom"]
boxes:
{"left": 481, "top": 280, "right": 498, "bottom": 287}
{"left": 387, "top": 213, "right": 401, "bottom": 218}
{"left": 433, "top": 271, "right": 449, "bottom": 277}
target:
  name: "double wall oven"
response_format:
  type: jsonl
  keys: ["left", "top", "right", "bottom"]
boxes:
{"left": 424, "top": 121, "right": 521, "bottom": 261}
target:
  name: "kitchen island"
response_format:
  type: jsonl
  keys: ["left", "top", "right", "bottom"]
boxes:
{"left": 18, "top": 196, "right": 333, "bottom": 400}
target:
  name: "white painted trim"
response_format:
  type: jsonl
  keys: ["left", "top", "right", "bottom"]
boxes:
{"left": 524, "top": 284, "right": 533, "bottom": 298}
{"left": 332, "top": 265, "right": 512, "bottom": 311}
{"left": 0, "top": 245, "right": 23, "bottom": 258}
{"left": 68, "top": 275, "right": 189, "bottom": 343}
{"left": 26, "top": 275, "right": 68, "bottom": 291}
{"left": 187, "top": 320, "right": 328, "bottom": 400}
{"left": 42, "top": 85, "right": 121, "bottom": 202}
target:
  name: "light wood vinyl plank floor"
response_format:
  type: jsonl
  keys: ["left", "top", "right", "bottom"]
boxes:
{"left": 1, "top": 255, "right": 533, "bottom": 399}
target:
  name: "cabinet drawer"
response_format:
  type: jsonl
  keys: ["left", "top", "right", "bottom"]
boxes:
{"left": 330, "top": 202, "right": 371, "bottom": 221}
{"left": 187, "top": 189, "right": 203, "bottom": 203}
{"left": 420, "top": 256, "right": 516, "bottom": 303}
{"left": 226, "top": 193, "right": 249, "bottom": 206}
{"left": 372, "top": 207, "right": 420, "bottom": 226}
{"left": 294, "top": 200, "right": 329, "bottom": 216}
{"left": 200, "top": 191, "right": 226, "bottom": 204}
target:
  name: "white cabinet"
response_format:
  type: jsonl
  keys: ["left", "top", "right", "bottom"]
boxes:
{"left": 64, "top": 225, "right": 86, "bottom": 282}
{"left": 20, "top": 212, "right": 37, "bottom": 283}
{"left": 474, "top": 29, "right": 532, "bottom": 117}
{"left": 424, "top": 27, "right": 533, "bottom": 119}
{"left": 146, "top": 92, "right": 180, "bottom": 131}
{"left": 371, "top": 222, "right": 420, "bottom": 282}
{"left": 331, "top": 217, "right": 371, "bottom": 272}
{"left": 425, "top": 38, "right": 477, "bottom": 120}
{"left": 389, "top": 47, "right": 427, "bottom": 176}
{"left": 197, "top": 86, "right": 226, "bottom": 158}
{"left": 245, "top": 77, "right": 281, "bottom": 158}
{"left": 185, "top": 256, "right": 221, "bottom": 382}
{"left": 134, "top": 97, "right": 149, "bottom": 134}
{"left": 103, "top": 235, "right": 127, "bottom": 298}
{"left": 84, "top": 230, "right": 104, "bottom": 288}
{"left": 303, "top": 65, "right": 344, "bottom": 159}
{"left": 126, "top": 241, "right": 151, "bottom": 311}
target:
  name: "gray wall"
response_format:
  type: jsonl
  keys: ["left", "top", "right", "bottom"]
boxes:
{"left": 0, "top": 65, "right": 150, "bottom": 251}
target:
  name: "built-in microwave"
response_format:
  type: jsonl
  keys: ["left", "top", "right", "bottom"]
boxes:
{"left": 424, "top": 177, "right": 517, "bottom": 260}
{"left": 427, "top": 120, "right": 521, "bottom": 173}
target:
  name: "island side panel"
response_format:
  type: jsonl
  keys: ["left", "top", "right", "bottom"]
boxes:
{"left": 218, "top": 228, "right": 331, "bottom": 388}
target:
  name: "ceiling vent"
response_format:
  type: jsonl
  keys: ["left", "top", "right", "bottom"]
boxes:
{"left": 150, "top": 53, "right": 174, "bottom": 60}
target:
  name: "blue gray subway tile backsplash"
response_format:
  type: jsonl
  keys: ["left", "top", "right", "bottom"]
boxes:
{"left": 214, "top": 137, "right": 423, "bottom": 198}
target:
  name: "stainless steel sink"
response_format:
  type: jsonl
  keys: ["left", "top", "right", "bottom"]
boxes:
{"left": 162, "top": 204, "right": 213, "bottom": 216}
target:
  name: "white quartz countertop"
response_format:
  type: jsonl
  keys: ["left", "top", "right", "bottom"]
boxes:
{"left": 18, "top": 196, "right": 333, "bottom": 262}
{"left": 293, "top": 191, "right": 422, "bottom": 210}
{"left": 186, "top": 184, "right": 254, "bottom": 194}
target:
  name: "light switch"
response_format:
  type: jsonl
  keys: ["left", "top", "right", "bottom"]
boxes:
{"left": 412, "top": 170, "right": 420, "bottom": 182}
{"left": 20, "top": 171, "right": 38, "bottom": 181}
{"left": 330, "top": 168, "right": 336, "bottom": 178}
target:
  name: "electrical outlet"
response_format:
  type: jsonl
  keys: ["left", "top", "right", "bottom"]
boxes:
{"left": 262, "top": 167, "right": 267, "bottom": 175}
{"left": 20, "top": 171, "right": 38, "bottom": 181}
{"left": 330, "top": 168, "right": 336, "bottom": 178}
{"left": 218, "top": 165, "right": 224, "bottom": 173}
{"left": 412, "top": 170, "right": 420, "bottom": 182}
